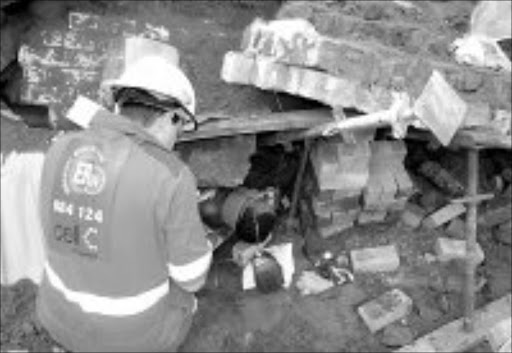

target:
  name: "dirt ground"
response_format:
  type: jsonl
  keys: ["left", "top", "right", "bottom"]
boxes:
{"left": 1, "top": 1, "right": 511, "bottom": 352}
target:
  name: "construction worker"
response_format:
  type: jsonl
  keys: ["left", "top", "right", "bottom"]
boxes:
{"left": 35, "top": 54, "right": 213, "bottom": 352}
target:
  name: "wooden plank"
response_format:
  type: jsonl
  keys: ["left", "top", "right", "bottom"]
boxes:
{"left": 396, "top": 294, "right": 512, "bottom": 353}
{"left": 178, "top": 109, "right": 332, "bottom": 142}
{"left": 450, "top": 128, "right": 512, "bottom": 150}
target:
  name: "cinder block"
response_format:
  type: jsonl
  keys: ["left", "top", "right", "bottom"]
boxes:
{"left": 400, "top": 203, "right": 427, "bottom": 229}
{"left": 221, "top": 51, "right": 255, "bottom": 85}
{"left": 357, "top": 210, "right": 387, "bottom": 224}
{"left": 435, "top": 237, "right": 485, "bottom": 264}
{"left": 445, "top": 217, "right": 466, "bottom": 239}
{"left": 358, "top": 289, "right": 413, "bottom": 333}
{"left": 422, "top": 203, "right": 466, "bottom": 229}
{"left": 350, "top": 244, "right": 400, "bottom": 273}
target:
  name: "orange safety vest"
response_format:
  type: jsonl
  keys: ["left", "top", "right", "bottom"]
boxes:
{"left": 37, "top": 111, "right": 212, "bottom": 352}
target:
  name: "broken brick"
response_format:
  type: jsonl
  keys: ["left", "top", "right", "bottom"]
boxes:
{"left": 357, "top": 210, "right": 387, "bottom": 225}
{"left": 422, "top": 203, "right": 466, "bottom": 229}
{"left": 493, "top": 220, "right": 512, "bottom": 245}
{"left": 357, "top": 289, "right": 413, "bottom": 333}
{"left": 444, "top": 217, "right": 466, "bottom": 239}
{"left": 350, "top": 244, "right": 400, "bottom": 273}
{"left": 478, "top": 203, "right": 512, "bottom": 228}
{"left": 400, "top": 203, "right": 427, "bottom": 229}
{"left": 221, "top": 51, "right": 255, "bottom": 85}
{"left": 435, "top": 237, "right": 485, "bottom": 264}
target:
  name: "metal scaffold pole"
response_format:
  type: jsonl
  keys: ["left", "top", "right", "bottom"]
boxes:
{"left": 463, "top": 148, "right": 479, "bottom": 332}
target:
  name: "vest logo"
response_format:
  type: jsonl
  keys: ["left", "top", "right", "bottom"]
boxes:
{"left": 63, "top": 145, "right": 106, "bottom": 196}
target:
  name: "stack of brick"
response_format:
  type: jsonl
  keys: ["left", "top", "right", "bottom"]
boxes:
{"left": 359, "top": 140, "right": 415, "bottom": 224}
{"left": 221, "top": 1, "right": 511, "bottom": 125}
{"left": 310, "top": 136, "right": 371, "bottom": 238}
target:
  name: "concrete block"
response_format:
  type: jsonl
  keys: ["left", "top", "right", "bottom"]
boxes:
{"left": 487, "top": 317, "right": 512, "bottom": 353}
{"left": 221, "top": 51, "right": 255, "bottom": 85}
{"left": 400, "top": 203, "right": 427, "bottom": 229}
{"left": 358, "top": 289, "right": 413, "bottom": 333}
{"left": 422, "top": 203, "right": 466, "bottom": 229}
{"left": 435, "top": 237, "right": 485, "bottom": 264}
{"left": 445, "top": 217, "right": 466, "bottom": 239}
{"left": 351, "top": 244, "right": 400, "bottom": 273}
{"left": 357, "top": 210, "right": 387, "bottom": 225}
{"left": 176, "top": 135, "right": 255, "bottom": 188}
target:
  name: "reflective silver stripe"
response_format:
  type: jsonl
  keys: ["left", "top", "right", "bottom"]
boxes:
{"left": 167, "top": 241, "right": 213, "bottom": 283}
{"left": 45, "top": 263, "right": 169, "bottom": 316}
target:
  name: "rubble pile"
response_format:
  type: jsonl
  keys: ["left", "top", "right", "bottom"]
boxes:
{"left": 222, "top": 1, "right": 511, "bottom": 128}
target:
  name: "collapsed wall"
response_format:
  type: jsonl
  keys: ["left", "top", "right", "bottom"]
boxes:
{"left": 0, "top": 0, "right": 284, "bottom": 126}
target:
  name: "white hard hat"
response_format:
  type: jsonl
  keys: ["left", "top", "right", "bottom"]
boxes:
{"left": 101, "top": 55, "right": 196, "bottom": 115}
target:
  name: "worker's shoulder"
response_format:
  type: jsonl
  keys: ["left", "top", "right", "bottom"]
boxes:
{"left": 132, "top": 141, "right": 189, "bottom": 179}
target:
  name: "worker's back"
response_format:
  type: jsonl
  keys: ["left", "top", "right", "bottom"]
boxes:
{"left": 36, "top": 113, "right": 199, "bottom": 352}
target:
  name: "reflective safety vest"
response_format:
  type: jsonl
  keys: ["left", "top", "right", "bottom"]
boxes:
{"left": 37, "top": 111, "right": 211, "bottom": 352}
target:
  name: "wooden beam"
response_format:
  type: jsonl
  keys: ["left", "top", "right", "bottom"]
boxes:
{"left": 395, "top": 294, "right": 512, "bottom": 353}
{"left": 178, "top": 109, "right": 333, "bottom": 142}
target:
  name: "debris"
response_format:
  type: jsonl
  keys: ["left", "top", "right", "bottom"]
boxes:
{"left": 412, "top": 70, "right": 468, "bottom": 146}
{"left": 434, "top": 237, "right": 485, "bottom": 264}
{"left": 357, "top": 288, "right": 413, "bottom": 333}
{"left": 400, "top": 203, "right": 427, "bottom": 229}
{"left": 451, "top": 1, "right": 511, "bottom": 72}
{"left": 350, "top": 244, "right": 401, "bottom": 273}
{"left": 422, "top": 203, "right": 466, "bottom": 229}
{"left": 295, "top": 270, "right": 335, "bottom": 296}
{"left": 444, "top": 218, "right": 466, "bottom": 239}
{"left": 418, "top": 161, "right": 465, "bottom": 197}
{"left": 381, "top": 323, "right": 415, "bottom": 348}
{"left": 243, "top": 242, "right": 294, "bottom": 291}
{"left": 396, "top": 294, "right": 512, "bottom": 353}
{"left": 311, "top": 137, "right": 371, "bottom": 193}
{"left": 487, "top": 317, "right": 512, "bottom": 353}
{"left": 493, "top": 220, "right": 512, "bottom": 245}
{"left": 478, "top": 202, "right": 512, "bottom": 228}
{"left": 357, "top": 210, "right": 387, "bottom": 225}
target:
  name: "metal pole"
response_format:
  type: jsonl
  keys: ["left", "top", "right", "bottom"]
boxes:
{"left": 463, "top": 148, "right": 479, "bottom": 331}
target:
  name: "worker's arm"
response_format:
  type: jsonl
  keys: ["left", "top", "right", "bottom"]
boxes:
{"left": 162, "top": 167, "right": 213, "bottom": 293}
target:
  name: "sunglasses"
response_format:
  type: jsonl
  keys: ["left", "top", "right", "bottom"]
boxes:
{"left": 114, "top": 88, "right": 198, "bottom": 131}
